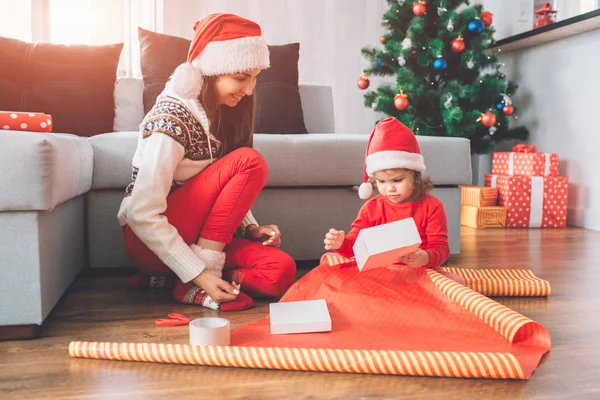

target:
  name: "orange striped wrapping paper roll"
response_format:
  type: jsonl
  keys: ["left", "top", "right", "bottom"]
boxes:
{"left": 68, "top": 341, "right": 528, "bottom": 379}
{"left": 321, "top": 254, "right": 551, "bottom": 297}
{"left": 69, "top": 255, "right": 551, "bottom": 379}
{"left": 0, "top": 112, "right": 53, "bottom": 132}
{"left": 68, "top": 268, "right": 550, "bottom": 379}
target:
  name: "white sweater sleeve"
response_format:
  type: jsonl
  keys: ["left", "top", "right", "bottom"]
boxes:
{"left": 127, "top": 133, "right": 205, "bottom": 283}
{"left": 238, "top": 210, "right": 259, "bottom": 237}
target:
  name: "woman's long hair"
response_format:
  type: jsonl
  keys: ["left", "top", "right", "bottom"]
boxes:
{"left": 198, "top": 76, "right": 255, "bottom": 156}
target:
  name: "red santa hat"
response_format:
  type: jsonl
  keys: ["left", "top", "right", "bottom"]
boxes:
{"left": 358, "top": 118, "right": 426, "bottom": 200}
{"left": 166, "top": 13, "right": 270, "bottom": 99}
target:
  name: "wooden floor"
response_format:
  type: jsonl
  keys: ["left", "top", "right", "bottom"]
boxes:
{"left": 2, "top": 227, "right": 600, "bottom": 400}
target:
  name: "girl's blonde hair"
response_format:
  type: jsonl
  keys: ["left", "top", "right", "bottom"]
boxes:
{"left": 198, "top": 76, "right": 255, "bottom": 155}
{"left": 370, "top": 169, "right": 433, "bottom": 201}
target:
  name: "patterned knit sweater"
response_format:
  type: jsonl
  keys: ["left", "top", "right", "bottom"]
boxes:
{"left": 117, "top": 94, "right": 258, "bottom": 283}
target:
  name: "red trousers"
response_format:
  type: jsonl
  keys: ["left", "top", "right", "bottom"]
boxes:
{"left": 124, "top": 148, "right": 296, "bottom": 298}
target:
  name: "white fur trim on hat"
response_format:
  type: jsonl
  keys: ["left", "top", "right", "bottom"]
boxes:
{"left": 165, "top": 62, "right": 204, "bottom": 100}
{"left": 191, "top": 36, "right": 270, "bottom": 76}
{"left": 365, "top": 150, "right": 426, "bottom": 175}
{"left": 358, "top": 182, "right": 373, "bottom": 200}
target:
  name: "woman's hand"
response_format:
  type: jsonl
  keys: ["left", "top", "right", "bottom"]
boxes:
{"left": 246, "top": 224, "right": 281, "bottom": 247}
{"left": 324, "top": 228, "right": 345, "bottom": 251}
{"left": 400, "top": 248, "right": 430, "bottom": 268}
{"left": 192, "top": 270, "right": 239, "bottom": 303}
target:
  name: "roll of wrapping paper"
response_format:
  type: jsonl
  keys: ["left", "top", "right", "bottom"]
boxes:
{"left": 69, "top": 269, "right": 550, "bottom": 379}
{"left": 0, "top": 112, "right": 53, "bottom": 132}
{"left": 69, "top": 340, "right": 528, "bottom": 379}
{"left": 321, "top": 254, "right": 551, "bottom": 296}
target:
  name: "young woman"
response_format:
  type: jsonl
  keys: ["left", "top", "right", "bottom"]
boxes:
{"left": 119, "top": 14, "right": 296, "bottom": 311}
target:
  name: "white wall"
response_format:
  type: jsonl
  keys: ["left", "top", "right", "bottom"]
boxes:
{"left": 483, "top": 0, "right": 535, "bottom": 40}
{"left": 497, "top": 29, "right": 600, "bottom": 231}
{"left": 162, "top": 0, "right": 388, "bottom": 134}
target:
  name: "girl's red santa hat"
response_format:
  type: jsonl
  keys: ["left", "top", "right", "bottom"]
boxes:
{"left": 166, "top": 13, "right": 270, "bottom": 100}
{"left": 358, "top": 118, "right": 427, "bottom": 199}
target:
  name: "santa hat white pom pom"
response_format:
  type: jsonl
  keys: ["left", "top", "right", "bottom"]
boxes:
{"left": 358, "top": 182, "right": 373, "bottom": 200}
{"left": 167, "top": 62, "right": 203, "bottom": 100}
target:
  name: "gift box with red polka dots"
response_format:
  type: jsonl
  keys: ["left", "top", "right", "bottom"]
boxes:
{"left": 484, "top": 174, "right": 568, "bottom": 228}
{"left": 492, "top": 152, "right": 559, "bottom": 177}
{"left": 0, "top": 112, "right": 53, "bottom": 132}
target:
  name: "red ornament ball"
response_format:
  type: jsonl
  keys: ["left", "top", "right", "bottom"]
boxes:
{"left": 481, "top": 111, "right": 497, "bottom": 127}
{"left": 357, "top": 75, "right": 370, "bottom": 90}
{"left": 503, "top": 105, "right": 514, "bottom": 115}
{"left": 413, "top": 2, "right": 427, "bottom": 16}
{"left": 481, "top": 11, "right": 494, "bottom": 26}
{"left": 451, "top": 37, "right": 465, "bottom": 53}
{"left": 380, "top": 35, "right": 387, "bottom": 44}
{"left": 394, "top": 94, "right": 409, "bottom": 110}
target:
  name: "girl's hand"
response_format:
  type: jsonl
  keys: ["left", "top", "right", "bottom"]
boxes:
{"left": 192, "top": 271, "right": 239, "bottom": 303}
{"left": 246, "top": 224, "right": 281, "bottom": 247}
{"left": 324, "top": 228, "right": 345, "bottom": 251}
{"left": 400, "top": 248, "right": 430, "bottom": 268}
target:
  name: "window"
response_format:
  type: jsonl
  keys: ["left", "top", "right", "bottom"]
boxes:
{"left": 0, "top": 0, "right": 33, "bottom": 42}
{"left": 0, "top": 0, "right": 163, "bottom": 77}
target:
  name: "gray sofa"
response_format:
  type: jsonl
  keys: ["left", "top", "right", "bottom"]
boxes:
{"left": 0, "top": 82, "right": 472, "bottom": 333}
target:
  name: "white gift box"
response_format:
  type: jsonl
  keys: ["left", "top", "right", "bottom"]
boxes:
{"left": 352, "top": 217, "right": 422, "bottom": 271}
{"left": 269, "top": 299, "right": 332, "bottom": 335}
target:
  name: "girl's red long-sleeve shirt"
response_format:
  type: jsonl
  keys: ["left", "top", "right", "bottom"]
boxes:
{"left": 337, "top": 193, "right": 450, "bottom": 268}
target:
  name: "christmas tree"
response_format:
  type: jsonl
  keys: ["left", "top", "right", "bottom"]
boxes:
{"left": 359, "top": 0, "right": 528, "bottom": 154}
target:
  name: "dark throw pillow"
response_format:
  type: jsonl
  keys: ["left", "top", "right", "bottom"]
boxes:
{"left": 0, "top": 36, "right": 123, "bottom": 137}
{"left": 137, "top": 28, "right": 307, "bottom": 134}
{"left": 138, "top": 27, "right": 191, "bottom": 114}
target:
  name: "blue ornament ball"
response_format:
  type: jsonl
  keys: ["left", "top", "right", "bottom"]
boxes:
{"left": 377, "top": 58, "right": 384, "bottom": 67}
{"left": 468, "top": 18, "right": 485, "bottom": 34}
{"left": 496, "top": 102, "right": 505, "bottom": 111}
{"left": 433, "top": 57, "right": 448, "bottom": 71}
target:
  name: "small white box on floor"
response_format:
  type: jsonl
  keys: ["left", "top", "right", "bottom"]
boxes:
{"left": 269, "top": 299, "right": 332, "bottom": 335}
{"left": 353, "top": 217, "right": 422, "bottom": 272}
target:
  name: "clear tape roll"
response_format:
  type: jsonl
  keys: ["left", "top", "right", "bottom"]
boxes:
{"left": 189, "top": 317, "right": 230, "bottom": 346}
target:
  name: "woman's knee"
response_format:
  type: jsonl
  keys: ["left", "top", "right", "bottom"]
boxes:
{"left": 262, "top": 252, "right": 296, "bottom": 297}
{"left": 230, "top": 147, "right": 268, "bottom": 176}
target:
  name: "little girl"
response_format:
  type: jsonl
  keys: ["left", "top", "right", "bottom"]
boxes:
{"left": 323, "top": 117, "right": 464, "bottom": 284}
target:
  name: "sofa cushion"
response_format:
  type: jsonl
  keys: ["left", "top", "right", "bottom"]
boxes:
{"left": 88, "top": 131, "right": 138, "bottom": 190}
{"left": 113, "top": 78, "right": 145, "bottom": 132}
{"left": 88, "top": 132, "right": 471, "bottom": 190}
{"left": 254, "top": 43, "right": 307, "bottom": 134}
{"left": 138, "top": 28, "right": 306, "bottom": 134}
{"left": 0, "top": 36, "right": 123, "bottom": 137}
{"left": 255, "top": 135, "right": 472, "bottom": 186}
{"left": 0, "top": 131, "right": 93, "bottom": 211}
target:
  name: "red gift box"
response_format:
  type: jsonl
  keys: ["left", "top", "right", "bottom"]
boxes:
{"left": 492, "top": 144, "right": 559, "bottom": 177}
{"left": 485, "top": 174, "right": 568, "bottom": 228}
{"left": 0, "top": 112, "right": 53, "bottom": 132}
